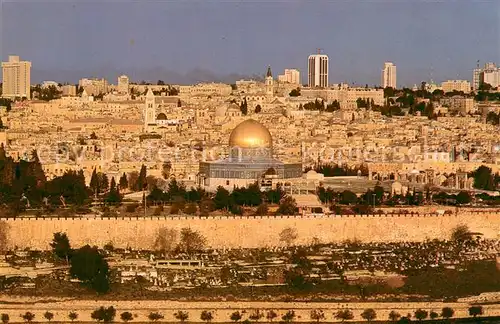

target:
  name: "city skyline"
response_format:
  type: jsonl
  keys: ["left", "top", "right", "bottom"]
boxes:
{"left": 1, "top": 1, "right": 499, "bottom": 86}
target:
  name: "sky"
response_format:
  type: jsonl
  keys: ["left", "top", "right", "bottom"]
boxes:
{"left": 0, "top": 0, "right": 499, "bottom": 86}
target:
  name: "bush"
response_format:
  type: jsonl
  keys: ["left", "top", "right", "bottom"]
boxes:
{"left": 255, "top": 203, "right": 269, "bottom": 216}
{"left": 120, "top": 312, "right": 133, "bottom": 322}
{"left": 1, "top": 314, "right": 9, "bottom": 324}
{"left": 20, "top": 312, "right": 35, "bottom": 323}
{"left": 91, "top": 306, "right": 116, "bottom": 323}
{"left": 125, "top": 203, "right": 139, "bottom": 213}
{"left": 184, "top": 203, "right": 197, "bottom": 215}
{"left": 170, "top": 203, "right": 180, "bottom": 214}
{"left": 154, "top": 205, "right": 164, "bottom": 215}
{"left": 148, "top": 312, "right": 164, "bottom": 322}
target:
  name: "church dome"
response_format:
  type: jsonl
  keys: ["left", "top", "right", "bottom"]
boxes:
{"left": 157, "top": 113, "right": 167, "bottom": 120}
{"left": 229, "top": 119, "right": 272, "bottom": 148}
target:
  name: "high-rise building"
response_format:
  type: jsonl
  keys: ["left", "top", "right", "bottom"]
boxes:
{"left": 381, "top": 62, "right": 397, "bottom": 88}
{"left": 308, "top": 52, "right": 328, "bottom": 88}
{"left": 278, "top": 69, "right": 300, "bottom": 85}
{"left": 473, "top": 62, "right": 500, "bottom": 90}
{"left": 1, "top": 55, "right": 32, "bottom": 99}
{"left": 117, "top": 75, "right": 130, "bottom": 94}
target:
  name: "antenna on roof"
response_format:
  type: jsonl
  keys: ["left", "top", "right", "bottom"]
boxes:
{"left": 477, "top": 60, "right": 480, "bottom": 68}
{"left": 317, "top": 48, "right": 323, "bottom": 54}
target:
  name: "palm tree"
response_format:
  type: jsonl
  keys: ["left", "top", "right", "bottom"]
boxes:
{"left": 360, "top": 308, "right": 376, "bottom": 322}
{"left": 335, "top": 309, "right": 354, "bottom": 322}
{"left": 414, "top": 309, "right": 428, "bottom": 322}
{"left": 230, "top": 311, "right": 242, "bottom": 323}
{"left": 20, "top": 312, "right": 35, "bottom": 323}
{"left": 120, "top": 312, "right": 133, "bottom": 322}
{"left": 248, "top": 310, "right": 263, "bottom": 322}
{"left": 148, "top": 312, "right": 164, "bottom": 322}
{"left": 43, "top": 312, "right": 54, "bottom": 322}
{"left": 174, "top": 311, "right": 189, "bottom": 323}
{"left": 266, "top": 310, "right": 278, "bottom": 323}
{"left": 68, "top": 312, "right": 78, "bottom": 322}
{"left": 200, "top": 311, "right": 213, "bottom": 323}
{"left": 281, "top": 310, "right": 295, "bottom": 323}
{"left": 310, "top": 310, "right": 325, "bottom": 323}
{"left": 388, "top": 311, "right": 400, "bottom": 322}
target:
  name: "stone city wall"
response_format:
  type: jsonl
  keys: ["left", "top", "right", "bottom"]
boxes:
{"left": 1, "top": 211, "right": 499, "bottom": 250}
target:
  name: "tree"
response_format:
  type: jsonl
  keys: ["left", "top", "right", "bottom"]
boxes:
{"left": 89, "top": 168, "right": 99, "bottom": 195}
{"left": 414, "top": 309, "right": 428, "bottom": 321}
{"left": 266, "top": 310, "right": 278, "bottom": 322}
{"left": 230, "top": 311, "right": 242, "bottom": 323}
{"left": 200, "top": 311, "right": 213, "bottom": 323}
{"left": 388, "top": 311, "right": 400, "bottom": 322}
{"left": 281, "top": 310, "right": 295, "bottom": 323}
{"left": 279, "top": 227, "right": 298, "bottom": 246}
{"left": 50, "top": 232, "right": 71, "bottom": 264}
{"left": 277, "top": 196, "right": 297, "bottom": 215}
{"left": 105, "top": 177, "right": 122, "bottom": 205}
{"left": 214, "top": 186, "right": 231, "bottom": 210}
{"left": 1, "top": 314, "right": 9, "bottom": 324}
{"left": 174, "top": 311, "right": 189, "bottom": 323}
{"left": 473, "top": 165, "right": 495, "bottom": 190}
{"left": 486, "top": 111, "right": 500, "bottom": 125}
{"left": 91, "top": 306, "right": 116, "bottom": 323}
{"left": 441, "top": 307, "right": 454, "bottom": 320}
{"left": 137, "top": 164, "right": 147, "bottom": 191}
{"left": 70, "top": 245, "right": 110, "bottom": 293}
{"left": 148, "top": 312, "right": 164, "bottom": 322}
{"left": 468, "top": 305, "right": 483, "bottom": 317}
{"left": 451, "top": 224, "right": 472, "bottom": 242}
{"left": 361, "top": 308, "right": 376, "bottom": 322}
{"left": 429, "top": 311, "right": 439, "bottom": 320}
{"left": 127, "top": 171, "right": 139, "bottom": 191}
{"left": 183, "top": 202, "right": 197, "bottom": 214}
{"left": 120, "top": 312, "right": 133, "bottom": 322}
{"left": 335, "top": 309, "right": 354, "bottom": 322}
{"left": 248, "top": 310, "right": 263, "bottom": 322}
{"left": 310, "top": 310, "right": 325, "bottom": 323}
{"left": 240, "top": 98, "right": 248, "bottom": 115}
{"left": 255, "top": 203, "right": 268, "bottom": 216}
{"left": 340, "top": 190, "right": 358, "bottom": 205}
{"left": 456, "top": 191, "right": 471, "bottom": 205}
{"left": 178, "top": 228, "right": 206, "bottom": 254}
{"left": 154, "top": 227, "right": 178, "bottom": 254}
{"left": 43, "top": 312, "right": 54, "bottom": 322}
{"left": 68, "top": 312, "right": 78, "bottom": 322}
{"left": 119, "top": 173, "right": 128, "bottom": 190}
{"left": 254, "top": 104, "right": 262, "bottom": 113}
{"left": 289, "top": 88, "right": 301, "bottom": 97}
{"left": 20, "top": 312, "right": 35, "bottom": 323}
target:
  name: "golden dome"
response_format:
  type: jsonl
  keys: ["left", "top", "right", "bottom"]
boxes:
{"left": 229, "top": 119, "right": 273, "bottom": 148}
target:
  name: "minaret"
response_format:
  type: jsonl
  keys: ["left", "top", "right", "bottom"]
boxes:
{"left": 144, "top": 88, "right": 156, "bottom": 131}
{"left": 265, "top": 65, "right": 274, "bottom": 97}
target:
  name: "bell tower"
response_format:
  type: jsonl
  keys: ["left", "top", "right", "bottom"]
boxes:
{"left": 144, "top": 88, "right": 156, "bottom": 131}
{"left": 265, "top": 65, "right": 274, "bottom": 97}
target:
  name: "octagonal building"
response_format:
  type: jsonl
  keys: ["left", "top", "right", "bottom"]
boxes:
{"left": 198, "top": 119, "right": 303, "bottom": 191}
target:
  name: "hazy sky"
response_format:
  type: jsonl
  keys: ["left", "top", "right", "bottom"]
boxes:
{"left": 1, "top": 0, "right": 499, "bottom": 86}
